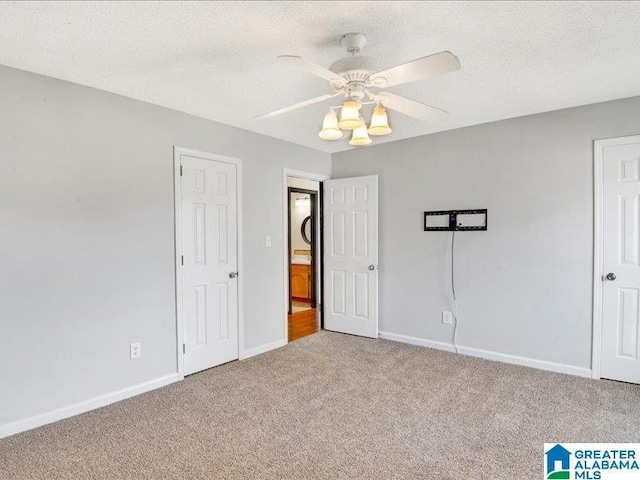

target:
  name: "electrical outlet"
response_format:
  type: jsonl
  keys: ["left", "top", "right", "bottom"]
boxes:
{"left": 265, "top": 235, "right": 272, "bottom": 247}
{"left": 442, "top": 311, "right": 453, "bottom": 325}
{"left": 130, "top": 342, "right": 141, "bottom": 359}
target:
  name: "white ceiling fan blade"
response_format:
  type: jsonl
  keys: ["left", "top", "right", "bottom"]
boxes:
{"left": 254, "top": 93, "right": 340, "bottom": 120}
{"left": 378, "top": 91, "right": 448, "bottom": 124}
{"left": 369, "top": 51, "right": 460, "bottom": 88}
{"left": 278, "top": 55, "right": 346, "bottom": 86}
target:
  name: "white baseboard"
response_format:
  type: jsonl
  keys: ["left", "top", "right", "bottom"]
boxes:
{"left": 0, "top": 373, "right": 180, "bottom": 440}
{"left": 240, "top": 338, "right": 287, "bottom": 360}
{"left": 378, "top": 331, "right": 592, "bottom": 378}
{"left": 457, "top": 345, "right": 592, "bottom": 378}
{"left": 379, "top": 331, "right": 457, "bottom": 353}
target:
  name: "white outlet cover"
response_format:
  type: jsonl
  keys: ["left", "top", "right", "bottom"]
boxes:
{"left": 442, "top": 311, "right": 453, "bottom": 325}
{"left": 130, "top": 342, "right": 141, "bottom": 359}
{"left": 265, "top": 235, "right": 272, "bottom": 247}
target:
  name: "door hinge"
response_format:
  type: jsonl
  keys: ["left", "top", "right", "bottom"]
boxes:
{"left": 180, "top": 165, "right": 183, "bottom": 176}
{"left": 183, "top": 343, "right": 186, "bottom": 354}
{"left": 181, "top": 255, "right": 184, "bottom": 266}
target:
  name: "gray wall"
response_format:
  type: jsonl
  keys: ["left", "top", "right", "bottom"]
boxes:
{"left": 0, "top": 65, "right": 330, "bottom": 425}
{"left": 332, "top": 97, "right": 640, "bottom": 369}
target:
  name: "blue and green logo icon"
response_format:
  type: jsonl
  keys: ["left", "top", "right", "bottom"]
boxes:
{"left": 545, "top": 444, "right": 571, "bottom": 479}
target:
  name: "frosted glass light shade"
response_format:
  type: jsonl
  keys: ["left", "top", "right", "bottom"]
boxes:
{"left": 349, "top": 123, "right": 372, "bottom": 146}
{"left": 338, "top": 100, "right": 363, "bottom": 130}
{"left": 318, "top": 109, "right": 343, "bottom": 140}
{"left": 368, "top": 104, "right": 392, "bottom": 136}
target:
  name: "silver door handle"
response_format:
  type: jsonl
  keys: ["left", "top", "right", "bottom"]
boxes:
{"left": 229, "top": 272, "right": 238, "bottom": 279}
{"left": 605, "top": 272, "right": 616, "bottom": 281}
{"left": 368, "top": 265, "right": 376, "bottom": 271}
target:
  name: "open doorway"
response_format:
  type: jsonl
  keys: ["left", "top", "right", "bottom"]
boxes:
{"left": 286, "top": 177, "right": 321, "bottom": 342}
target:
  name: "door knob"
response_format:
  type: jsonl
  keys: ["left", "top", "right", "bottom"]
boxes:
{"left": 368, "top": 265, "right": 376, "bottom": 271}
{"left": 605, "top": 272, "right": 616, "bottom": 281}
{"left": 229, "top": 272, "right": 238, "bottom": 279}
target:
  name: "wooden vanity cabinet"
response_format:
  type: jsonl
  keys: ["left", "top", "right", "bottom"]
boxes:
{"left": 291, "top": 264, "right": 311, "bottom": 301}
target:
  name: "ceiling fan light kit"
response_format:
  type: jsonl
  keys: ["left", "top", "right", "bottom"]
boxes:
{"left": 349, "top": 120, "right": 373, "bottom": 147}
{"left": 367, "top": 104, "right": 392, "bottom": 136}
{"left": 337, "top": 99, "right": 363, "bottom": 130}
{"left": 256, "top": 33, "right": 461, "bottom": 148}
{"left": 318, "top": 109, "right": 344, "bottom": 140}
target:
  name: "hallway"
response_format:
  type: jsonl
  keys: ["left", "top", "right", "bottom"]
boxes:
{"left": 288, "top": 308, "right": 318, "bottom": 342}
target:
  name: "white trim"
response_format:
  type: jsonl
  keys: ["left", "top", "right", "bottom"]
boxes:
{"left": 241, "top": 339, "right": 287, "bottom": 359}
{"left": 379, "top": 331, "right": 456, "bottom": 352}
{"left": 457, "top": 346, "right": 591, "bottom": 378}
{"left": 379, "top": 331, "right": 591, "bottom": 378}
{"left": 282, "top": 169, "right": 330, "bottom": 343}
{"left": 173, "top": 150, "right": 185, "bottom": 379}
{"left": 592, "top": 135, "right": 640, "bottom": 380}
{"left": 173, "top": 146, "right": 244, "bottom": 371}
{"left": 0, "top": 374, "right": 179, "bottom": 440}
{"left": 592, "top": 139, "right": 604, "bottom": 380}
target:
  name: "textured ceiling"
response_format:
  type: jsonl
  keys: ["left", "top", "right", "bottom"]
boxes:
{"left": 0, "top": 1, "right": 639, "bottom": 153}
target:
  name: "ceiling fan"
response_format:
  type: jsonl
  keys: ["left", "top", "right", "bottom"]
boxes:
{"left": 255, "top": 33, "right": 461, "bottom": 146}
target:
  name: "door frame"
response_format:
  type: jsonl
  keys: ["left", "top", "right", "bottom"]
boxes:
{"left": 283, "top": 169, "right": 329, "bottom": 342}
{"left": 174, "top": 146, "right": 244, "bottom": 379}
{"left": 288, "top": 187, "right": 318, "bottom": 312}
{"left": 592, "top": 134, "right": 640, "bottom": 380}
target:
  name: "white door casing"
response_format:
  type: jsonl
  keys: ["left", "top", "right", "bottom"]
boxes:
{"left": 178, "top": 151, "right": 239, "bottom": 375}
{"left": 282, "top": 169, "right": 329, "bottom": 342}
{"left": 597, "top": 136, "right": 640, "bottom": 384}
{"left": 323, "top": 175, "right": 378, "bottom": 338}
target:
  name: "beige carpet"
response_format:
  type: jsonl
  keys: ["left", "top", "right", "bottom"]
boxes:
{"left": 1, "top": 331, "right": 639, "bottom": 479}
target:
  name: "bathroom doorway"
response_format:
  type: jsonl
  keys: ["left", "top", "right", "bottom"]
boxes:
{"left": 287, "top": 177, "right": 321, "bottom": 341}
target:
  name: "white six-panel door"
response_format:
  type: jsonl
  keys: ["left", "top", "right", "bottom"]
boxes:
{"left": 323, "top": 176, "right": 378, "bottom": 338}
{"left": 600, "top": 137, "right": 640, "bottom": 384}
{"left": 180, "top": 153, "right": 239, "bottom": 375}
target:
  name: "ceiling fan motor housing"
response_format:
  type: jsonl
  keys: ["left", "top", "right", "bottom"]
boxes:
{"left": 329, "top": 55, "right": 379, "bottom": 91}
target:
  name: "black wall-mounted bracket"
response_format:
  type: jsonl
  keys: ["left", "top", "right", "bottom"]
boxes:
{"left": 423, "top": 209, "right": 488, "bottom": 231}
